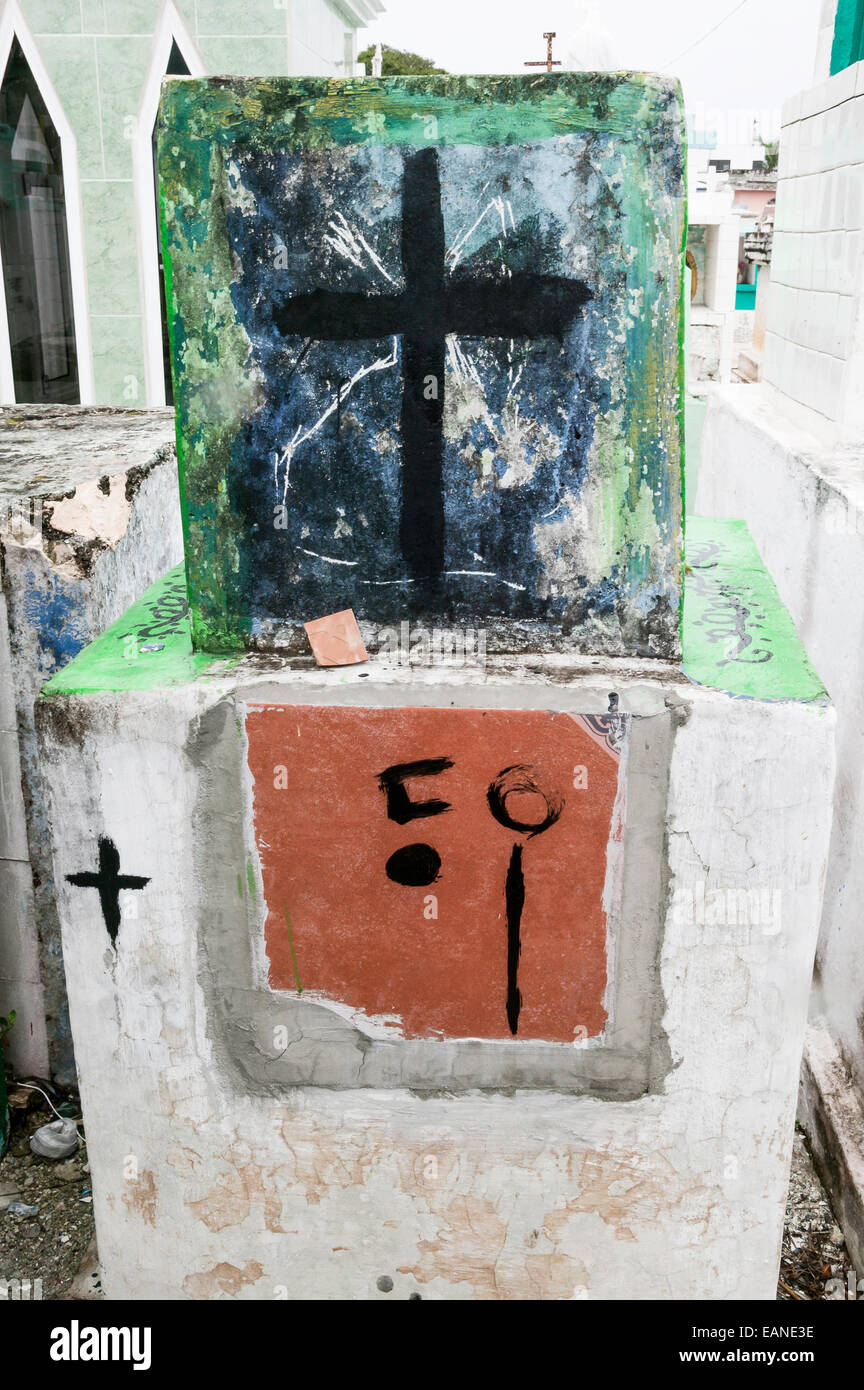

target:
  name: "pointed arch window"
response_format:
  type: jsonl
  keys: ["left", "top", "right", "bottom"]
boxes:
{"left": 0, "top": 37, "right": 78, "bottom": 402}
{"left": 152, "top": 39, "right": 189, "bottom": 405}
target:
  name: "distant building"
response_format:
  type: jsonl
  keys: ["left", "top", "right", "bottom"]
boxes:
{"left": 0, "top": 0, "right": 385, "bottom": 408}
{"left": 686, "top": 135, "right": 777, "bottom": 385}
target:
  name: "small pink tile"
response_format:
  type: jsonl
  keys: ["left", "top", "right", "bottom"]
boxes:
{"left": 303, "top": 609, "right": 368, "bottom": 666}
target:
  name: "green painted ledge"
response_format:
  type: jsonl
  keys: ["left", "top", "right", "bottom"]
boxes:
{"left": 42, "top": 518, "right": 826, "bottom": 705}
{"left": 41, "top": 565, "right": 234, "bottom": 696}
{"left": 682, "top": 517, "right": 827, "bottom": 704}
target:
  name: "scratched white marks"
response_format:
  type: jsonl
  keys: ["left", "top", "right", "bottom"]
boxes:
{"left": 275, "top": 338, "right": 399, "bottom": 501}
{"left": 445, "top": 192, "right": 516, "bottom": 271}
{"left": 296, "top": 548, "right": 358, "bottom": 566}
{"left": 324, "top": 211, "right": 395, "bottom": 286}
{"left": 445, "top": 334, "right": 483, "bottom": 388}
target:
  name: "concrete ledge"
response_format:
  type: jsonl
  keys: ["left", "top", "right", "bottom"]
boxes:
{"left": 800, "top": 1023, "right": 864, "bottom": 1276}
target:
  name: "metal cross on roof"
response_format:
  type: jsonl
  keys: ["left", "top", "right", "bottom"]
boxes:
{"left": 525, "top": 32, "right": 561, "bottom": 73}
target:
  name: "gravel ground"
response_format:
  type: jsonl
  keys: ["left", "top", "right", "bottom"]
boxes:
{"left": 778, "top": 1128, "right": 855, "bottom": 1301}
{"left": 0, "top": 1084, "right": 98, "bottom": 1300}
{"left": 0, "top": 1084, "right": 854, "bottom": 1301}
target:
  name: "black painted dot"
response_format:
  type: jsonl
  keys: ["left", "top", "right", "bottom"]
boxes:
{"left": 409, "top": 1292, "right": 422, "bottom": 1300}
{"left": 385, "top": 843, "right": 441, "bottom": 887}
{"left": 377, "top": 1275, "right": 394, "bottom": 1293}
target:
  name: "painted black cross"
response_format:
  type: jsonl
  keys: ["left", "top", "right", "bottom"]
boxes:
{"left": 66, "top": 836, "right": 150, "bottom": 945}
{"left": 272, "top": 147, "right": 592, "bottom": 585}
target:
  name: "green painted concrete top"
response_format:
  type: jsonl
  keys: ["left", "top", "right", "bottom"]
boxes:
{"left": 830, "top": 0, "right": 864, "bottom": 73}
{"left": 682, "top": 517, "right": 826, "bottom": 703}
{"left": 42, "top": 518, "right": 826, "bottom": 705}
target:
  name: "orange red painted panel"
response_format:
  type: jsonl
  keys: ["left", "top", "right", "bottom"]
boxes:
{"left": 245, "top": 706, "right": 625, "bottom": 1043}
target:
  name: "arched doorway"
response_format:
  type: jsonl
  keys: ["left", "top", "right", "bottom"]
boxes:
{"left": 0, "top": 37, "right": 78, "bottom": 402}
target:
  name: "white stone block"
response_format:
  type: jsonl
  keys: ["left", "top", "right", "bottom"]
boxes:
{"left": 836, "top": 95, "right": 859, "bottom": 166}
{"left": 839, "top": 228, "right": 862, "bottom": 295}
{"left": 796, "top": 116, "right": 817, "bottom": 178}
{"left": 778, "top": 129, "right": 797, "bottom": 181}
{"left": 801, "top": 233, "right": 817, "bottom": 290}
{"left": 826, "top": 293, "right": 854, "bottom": 357}
{"left": 770, "top": 233, "right": 791, "bottom": 286}
{"left": 773, "top": 181, "right": 791, "bottom": 233}
{"left": 781, "top": 92, "right": 802, "bottom": 129}
{"left": 828, "top": 167, "right": 846, "bottom": 230}
{"left": 767, "top": 281, "right": 791, "bottom": 340}
{"left": 845, "top": 162, "right": 864, "bottom": 230}
{"left": 800, "top": 76, "right": 833, "bottom": 124}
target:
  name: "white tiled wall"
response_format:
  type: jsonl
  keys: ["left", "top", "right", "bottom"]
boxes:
{"left": 764, "top": 59, "right": 864, "bottom": 429}
{"left": 292, "top": 0, "right": 352, "bottom": 74}
{"left": 703, "top": 221, "right": 740, "bottom": 314}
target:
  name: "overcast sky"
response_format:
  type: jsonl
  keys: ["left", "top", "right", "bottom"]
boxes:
{"left": 361, "top": 0, "right": 821, "bottom": 139}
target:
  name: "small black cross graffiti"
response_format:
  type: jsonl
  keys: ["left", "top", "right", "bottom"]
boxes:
{"left": 66, "top": 836, "right": 150, "bottom": 945}
{"left": 273, "top": 146, "right": 592, "bottom": 589}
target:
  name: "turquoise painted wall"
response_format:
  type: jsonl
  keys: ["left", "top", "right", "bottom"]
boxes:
{"left": 830, "top": 0, "right": 864, "bottom": 73}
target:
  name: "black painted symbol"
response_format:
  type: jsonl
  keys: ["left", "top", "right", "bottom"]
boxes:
{"left": 66, "top": 836, "right": 150, "bottom": 945}
{"left": 273, "top": 148, "right": 592, "bottom": 586}
{"left": 378, "top": 756, "right": 563, "bottom": 1035}
{"left": 378, "top": 758, "right": 451, "bottom": 887}
{"left": 487, "top": 765, "right": 564, "bottom": 1035}
{"left": 385, "top": 843, "right": 442, "bottom": 887}
{"left": 378, "top": 757, "right": 453, "bottom": 824}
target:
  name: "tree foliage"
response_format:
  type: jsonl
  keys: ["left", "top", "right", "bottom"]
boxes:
{"left": 357, "top": 44, "right": 447, "bottom": 76}
{"left": 761, "top": 139, "right": 779, "bottom": 172}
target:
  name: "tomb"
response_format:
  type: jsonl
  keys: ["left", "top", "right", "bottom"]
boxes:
{"left": 0, "top": 406, "right": 181, "bottom": 1082}
{"left": 36, "top": 72, "right": 835, "bottom": 1299}
{"left": 696, "top": 35, "right": 864, "bottom": 1271}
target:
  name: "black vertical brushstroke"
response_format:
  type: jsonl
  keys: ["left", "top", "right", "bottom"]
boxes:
{"left": 505, "top": 842, "right": 524, "bottom": 1035}
{"left": 399, "top": 148, "right": 446, "bottom": 582}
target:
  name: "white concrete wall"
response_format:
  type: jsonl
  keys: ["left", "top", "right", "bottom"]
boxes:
{"left": 696, "top": 384, "right": 864, "bottom": 1266}
{"left": 764, "top": 59, "right": 864, "bottom": 429}
{"left": 697, "top": 48, "right": 864, "bottom": 1261}
{"left": 0, "top": 407, "right": 181, "bottom": 1083}
{"left": 38, "top": 666, "right": 835, "bottom": 1299}
{"left": 292, "top": 0, "right": 354, "bottom": 74}
{"left": 703, "top": 219, "right": 740, "bottom": 313}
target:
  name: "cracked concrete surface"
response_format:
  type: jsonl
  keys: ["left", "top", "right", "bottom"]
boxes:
{"left": 35, "top": 661, "right": 836, "bottom": 1298}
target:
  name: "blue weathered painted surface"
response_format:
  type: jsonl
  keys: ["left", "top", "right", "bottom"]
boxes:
{"left": 160, "top": 74, "right": 686, "bottom": 656}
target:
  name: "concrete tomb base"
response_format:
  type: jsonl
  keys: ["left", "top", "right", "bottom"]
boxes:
{"left": 37, "top": 519, "right": 835, "bottom": 1299}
